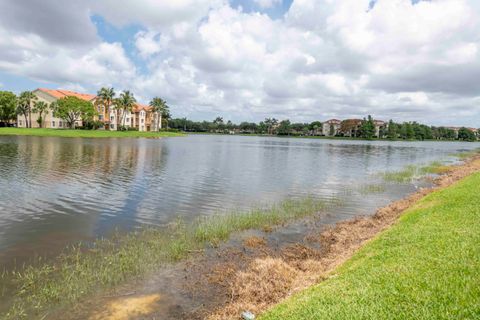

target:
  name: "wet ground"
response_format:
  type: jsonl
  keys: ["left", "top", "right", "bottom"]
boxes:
{"left": 61, "top": 156, "right": 480, "bottom": 320}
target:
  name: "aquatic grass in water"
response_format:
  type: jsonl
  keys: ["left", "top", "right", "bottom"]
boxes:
{"left": 194, "top": 197, "right": 328, "bottom": 245}
{"left": 0, "top": 197, "right": 331, "bottom": 319}
{"left": 381, "top": 160, "right": 456, "bottom": 183}
{"left": 381, "top": 165, "right": 419, "bottom": 183}
{"left": 449, "top": 148, "right": 480, "bottom": 160}
{"left": 358, "top": 184, "right": 386, "bottom": 195}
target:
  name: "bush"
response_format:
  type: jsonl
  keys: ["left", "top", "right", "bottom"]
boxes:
{"left": 82, "top": 120, "right": 104, "bottom": 130}
{"left": 159, "top": 128, "right": 180, "bottom": 133}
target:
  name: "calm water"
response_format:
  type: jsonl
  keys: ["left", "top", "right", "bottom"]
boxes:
{"left": 0, "top": 135, "right": 476, "bottom": 266}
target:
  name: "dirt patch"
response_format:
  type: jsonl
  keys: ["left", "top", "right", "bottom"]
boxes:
{"left": 206, "top": 156, "right": 480, "bottom": 319}
{"left": 88, "top": 294, "right": 162, "bottom": 320}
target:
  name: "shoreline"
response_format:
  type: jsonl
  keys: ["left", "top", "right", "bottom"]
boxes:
{"left": 67, "top": 153, "right": 480, "bottom": 319}
{"left": 1, "top": 152, "right": 479, "bottom": 319}
{"left": 188, "top": 131, "right": 479, "bottom": 143}
{"left": 209, "top": 154, "right": 480, "bottom": 319}
{"left": 0, "top": 128, "right": 185, "bottom": 138}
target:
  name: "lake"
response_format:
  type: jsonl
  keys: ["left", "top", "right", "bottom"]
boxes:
{"left": 0, "top": 135, "right": 476, "bottom": 267}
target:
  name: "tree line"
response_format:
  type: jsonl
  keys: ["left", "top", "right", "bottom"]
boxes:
{"left": 168, "top": 116, "right": 479, "bottom": 141}
{"left": 0, "top": 89, "right": 171, "bottom": 130}
{"left": 0, "top": 91, "right": 477, "bottom": 140}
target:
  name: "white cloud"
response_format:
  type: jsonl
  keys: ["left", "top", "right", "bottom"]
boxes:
{"left": 90, "top": 0, "right": 224, "bottom": 28}
{"left": 0, "top": 0, "right": 480, "bottom": 126}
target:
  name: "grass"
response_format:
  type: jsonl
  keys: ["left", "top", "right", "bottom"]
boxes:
{"left": 450, "top": 148, "right": 480, "bottom": 160}
{"left": 359, "top": 183, "right": 387, "bottom": 195}
{"left": 0, "top": 197, "right": 330, "bottom": 319}
{"left": 262, "top": 172, "right": 480, "bottom": 320}
{"left": 0, "top": 128, "right": 184, "bottom": 138}
{"left": 382, "top": 161, "right": 457, "bottom": 183}
{"left": 381, "top": 164, "right": 419, "bottom": 183}
{"left": 381, "top": 150, "right": 480, "bottom": 184}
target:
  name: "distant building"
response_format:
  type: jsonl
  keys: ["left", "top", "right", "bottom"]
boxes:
{"left": 340, "top": 119, "right": 362, "bottom": 137}
{"left": 17, "top": 88, "right": 161, "bottom": 132}
{"left": 322, "top": 119, "right": 342, "bottom": 136}
{"left": 373, "top": 120, "right": 386, "bottom": 138}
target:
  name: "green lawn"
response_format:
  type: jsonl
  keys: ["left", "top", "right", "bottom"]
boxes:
{"left": 0, "top": 128, "right": 185, "bottom": 138}
{"left": 262, "top": 173, "right": 480, "bottom": 320}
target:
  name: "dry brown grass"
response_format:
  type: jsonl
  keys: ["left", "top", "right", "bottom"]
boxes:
{"left": 207, "top": 156, "right": 480, "bottom": 320}
{"left": 242, "top": 236, "right": 267, "bottom": 248}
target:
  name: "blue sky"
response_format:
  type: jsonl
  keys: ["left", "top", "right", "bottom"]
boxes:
{"left": 0, "top": 0, "right": 479, "bottom": 126}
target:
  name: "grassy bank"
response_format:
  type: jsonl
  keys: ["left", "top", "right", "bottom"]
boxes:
{"left": 0, "top": 198, "right": 330, "bottom": 319}
{"left": 0, "top": 128, "right": 184, "bottom": 138}
{"left": 262, "top": 172, "right": 480, "bottom": 319}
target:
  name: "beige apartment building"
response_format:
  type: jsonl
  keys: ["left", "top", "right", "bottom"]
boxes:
{"left": 17, "top": 88, "right": 162, "bottom": 132}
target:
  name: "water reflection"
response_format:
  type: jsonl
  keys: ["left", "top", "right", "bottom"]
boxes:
{"left": 0, "top": 135, "right": 476, "bottom": 266}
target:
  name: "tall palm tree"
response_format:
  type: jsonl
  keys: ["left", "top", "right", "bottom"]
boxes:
{"left": 162, "top": 107, "right": 171, "bottom": 129}
{"left": 32, "top": 101, "right": 50, "bottom": 128}
{"left": 115, "top": 90, "right": 136, "bottom": 129}
{"left": 96, "top": 87, "right": 115, "bottom": 126}
{"left": 16, "top": 91, "right": 37, "bottom": 128}
{"left": 149, "top": 97, "right": 168, "bottom": 131}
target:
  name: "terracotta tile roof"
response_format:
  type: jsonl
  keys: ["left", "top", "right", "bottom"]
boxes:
{"left": 325, "top": 119, "right": 342, "bottom": 124}
{"left": 133, "top": 103, "right": 152, "bottom": 113}
{"left": 37, "top": 88, "right": 97, "bottom": 102}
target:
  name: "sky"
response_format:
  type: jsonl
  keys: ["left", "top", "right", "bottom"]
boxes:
{"left": 0, "top": 0, "right": 479, "bottom": 126}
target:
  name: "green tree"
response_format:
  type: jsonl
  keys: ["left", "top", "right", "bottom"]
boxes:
{"left": 162, "top": 106, "right": 171, "bottom": 129}
{"left": 360, "top": 115, "right": 375, "bottom": 139}
{"left": 277, "top": 119, "right": 292, "bottom": 135}
{"left": 32, "top": 101, "right": 50, "bottom": 128}
{"left": 0, "top": 91, "right": 17, "bottom": 126}
{"left": 149, "top": 97, "right": 168, "bottom": 130}
{"left": 53, "top": 96, "right": 96, "bottom": 129}
{"left": 17, "top": 91, "right": 38, "bottom": 128}
{"left": 96, "top": 87, "right": 115, "bottom": 123}
{"left": 405, "top": 123, "right": 415, "bottom": 139}
{"left": 458, "top": 127, "right": 476, "bottom": 141}
{"left": 213, "top": 117, "right": 224, "bottom": 132}
{"left": 115, "top": 91, "right": 136, "bottom": 129}
{"left": 264, "top": 118, "right": 278, "bottom": 135}
{"left": 309, "top": 121, "right": 322, "bottom": 135}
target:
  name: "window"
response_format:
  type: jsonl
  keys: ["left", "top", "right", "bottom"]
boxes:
{"left": 19, "top": 120, "right": 22, "bottom": 126}
{"left": 99, "top": 115, "right": 103, "bottom": 121}
{"left": 110, "top": 116, "right": 114, "bottom": 121}
{"left": 110, "top": 124, "right": 114, "bottom": 129}
{"left": 141, "top": 119, "right": 144, "bottom": 123}
{"left": 52, "top": 121, "right": 55, "bottom": 127}
{"left": 59, "top": 121, "right": 63, "bottom": 128}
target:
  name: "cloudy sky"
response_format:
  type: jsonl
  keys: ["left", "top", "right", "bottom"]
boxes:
{"left": 0, "top": 0, "right": 479, "bottom": 126}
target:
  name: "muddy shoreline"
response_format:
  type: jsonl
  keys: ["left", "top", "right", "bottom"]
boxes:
{"left": 66, "top": 155, "right": 480, "bottom": 320}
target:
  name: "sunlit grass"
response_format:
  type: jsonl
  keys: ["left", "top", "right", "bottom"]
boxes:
{"left": 262, "top": 172, "right": 480, "bottom": 320}
{"left": 0, "top": 197, "right": 332, "bottom": 319}
{"left": 0, "top": 128, "right": 184, "bottom": 138}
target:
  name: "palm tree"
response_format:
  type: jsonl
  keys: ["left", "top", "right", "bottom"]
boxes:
{"left": 96, "top": 87, "right": 115, "bottom": 126}
{"left": 162, "top": 107, "right": 171, "bottom": 129}
{"left": 32, "top": 101, "right": 50, "bottom": 128}
{"left": 16, "top": 91, "right": 37, "bottom": 128}
{"left": 115, "top": 90, "right": 136, "bottom": 130}
{"left": 149, "top": 97, "right": 168, "bottom": 131}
